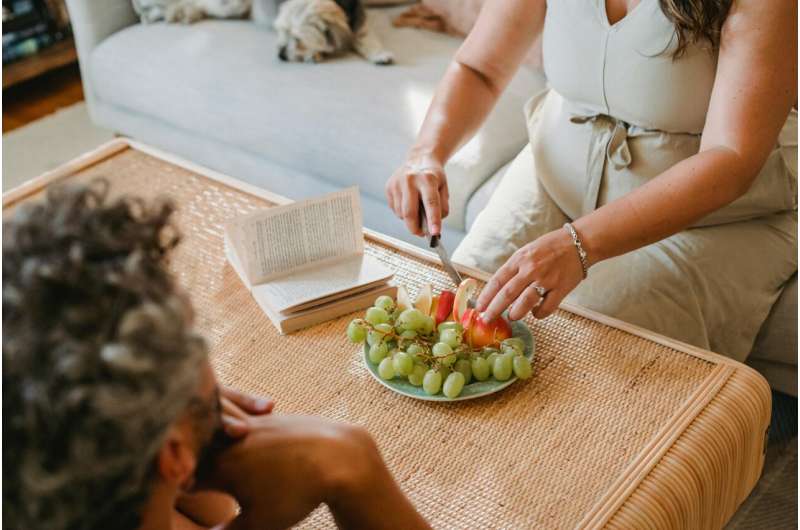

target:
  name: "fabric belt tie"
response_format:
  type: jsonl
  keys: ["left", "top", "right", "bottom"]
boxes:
{"left": 570, "top": 113, "right": 633, "bottom": 213}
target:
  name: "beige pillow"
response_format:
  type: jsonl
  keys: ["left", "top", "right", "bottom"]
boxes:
{"left": 422, "top": 0, "right": 542, "bottom": 69}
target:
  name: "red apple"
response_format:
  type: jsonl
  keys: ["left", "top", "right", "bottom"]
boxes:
{"left": 460, "top": 308, "right": 512, "bottom": 348}
{"left": 435, "top": 290, "right": 455, "bottom": 325}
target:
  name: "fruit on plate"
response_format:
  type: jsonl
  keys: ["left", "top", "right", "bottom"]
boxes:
{"left": 434, "top": 290, "right": 455, "bottom": 325}
{"left": 396, "top": 285, "right": 413, "bottom": 311}
{"left": 414, "top": 284, "right": 432, "bottom": 315}
{"left": 347, "top": 284, "right": 528, "bottom": 399}
{"left": 452, "top": 278, "right": 479, "bottom": 321}
{"left": 460, "top": 308, "right": 512, "bottom": 348}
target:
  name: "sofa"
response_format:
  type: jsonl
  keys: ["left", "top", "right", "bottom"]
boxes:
{"left": 65, "top": 0, "right": 796, "bottom": 395}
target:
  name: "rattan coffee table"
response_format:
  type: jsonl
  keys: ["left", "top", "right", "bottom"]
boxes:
{"left": 4, "top": 140, "right": 772, "bottom": 530}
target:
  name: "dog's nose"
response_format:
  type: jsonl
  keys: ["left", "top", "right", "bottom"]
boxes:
{"left": 278, "top": 46, "right": 288, "bottom": 62}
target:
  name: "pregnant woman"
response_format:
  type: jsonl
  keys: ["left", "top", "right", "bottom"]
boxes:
{"left": 385, "top": 0, "right": 797, "bottom": 361}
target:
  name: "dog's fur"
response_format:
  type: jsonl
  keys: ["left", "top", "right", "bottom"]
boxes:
{"left": 253, "top": 0, "right": 393, "bottom": 64}
{"left": 133, "top": 0, "right": 252, "bottom": 23}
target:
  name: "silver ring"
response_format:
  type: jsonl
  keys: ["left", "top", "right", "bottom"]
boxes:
{"left": 533, "top": 284, "right": 548, "bottom": 309}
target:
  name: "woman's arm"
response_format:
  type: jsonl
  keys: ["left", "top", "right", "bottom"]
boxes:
{"left": 478, "top": 0, "right": 797, "bottom": 321}
{"left": 386, "top": 0, "right": 545, "bottom": 236}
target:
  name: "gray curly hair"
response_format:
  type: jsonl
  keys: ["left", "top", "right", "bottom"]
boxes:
{"left": 3, "top": 180, "right": 209, "bottom": 530}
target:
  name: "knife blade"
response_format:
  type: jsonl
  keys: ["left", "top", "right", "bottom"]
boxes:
{"left": 420, "top": 204, "right": 464, "bottom": 288}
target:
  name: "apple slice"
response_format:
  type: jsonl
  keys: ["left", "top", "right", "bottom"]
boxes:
{"left": 435, "top": 290, "right": 455, "bottom": 325}
{"left": 414, "top": 283, "right": 433, "bottom": 315}
{"left": 453, "top": 278, "right": 479, "bottom": 321}
{"left": 396, "top": 285, "right": 412, "bottom": 311}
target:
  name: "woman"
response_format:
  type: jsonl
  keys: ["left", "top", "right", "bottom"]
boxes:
{"left": 385, "top": 0, "right": 797, "bottom": 361}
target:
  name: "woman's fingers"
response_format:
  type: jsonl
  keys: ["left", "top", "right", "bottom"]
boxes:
{"left": 418, "top": 173, "right": 443, "bottom": 236}
{"left": 401, "top": 179, "right": 422, "bottom": 235}
{"left": 476, "top": 260, "right": 518, "bottom": 314}
{"left": 481, "top": 273, "right": 529, "bottom": 322}
{"left": 508, "top": 282, "right": 544, "bottom": 321}
{"left": 532, "top": 287, "right": 562, "bottom": 320}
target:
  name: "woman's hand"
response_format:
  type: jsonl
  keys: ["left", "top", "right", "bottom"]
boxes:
{"left": 220, "top": 386, "right": 274, "bottom": 438}
{"left": 385, "top": 154, "right": 449, "bottom": 237}
{"left": 477, "top": 228, "right": 584, "bottom": 322}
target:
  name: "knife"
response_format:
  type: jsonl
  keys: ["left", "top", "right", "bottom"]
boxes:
{"left": 419, "top": 203, "right": 465, "bottom": 289}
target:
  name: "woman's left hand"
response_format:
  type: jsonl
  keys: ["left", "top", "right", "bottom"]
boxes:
{"left": 476, "top": 228, "right": 585, "bottom": 322}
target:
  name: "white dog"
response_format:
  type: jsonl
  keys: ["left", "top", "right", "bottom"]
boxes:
{"left": 132, "top": 0, "right": 251, "bottom": 23}
{"left": 253, "top": 0, "right": 393, "bottom": 65}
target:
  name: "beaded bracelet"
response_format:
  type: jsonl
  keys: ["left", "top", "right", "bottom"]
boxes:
{"left": 563, "top": 222, "right": 589, "bottom": 279}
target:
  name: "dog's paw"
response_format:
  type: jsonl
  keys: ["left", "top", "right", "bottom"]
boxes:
{"left": 369, "top": 51, "right": 394, "bottom": 66}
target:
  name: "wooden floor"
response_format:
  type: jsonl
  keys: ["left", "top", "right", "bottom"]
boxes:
{"left": 3, "top": 63, "right": 84, "bottom": 133}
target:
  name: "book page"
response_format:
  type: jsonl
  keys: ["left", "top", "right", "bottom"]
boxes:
{"left": 258, "top": 254, "right": 393, "bottom": 314}
{"left": 229, "top": 187, "right": 363, "bottom": 284}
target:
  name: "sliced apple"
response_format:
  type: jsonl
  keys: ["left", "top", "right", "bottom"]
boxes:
{"left": 435, "top": 290, "right": 455, "bottom": 325}
{"left": 414, "top": 283, "right": 433, "bottom": 315}
{"left": 396, "top": 285, "right": 412, "bottom": 311}
{"left": 452, "top": 278, "right": 479, "bottom": 321}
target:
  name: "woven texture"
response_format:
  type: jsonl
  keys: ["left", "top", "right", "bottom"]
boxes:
{"left": 6, "top": 147, "right": 771, "bottom": 529}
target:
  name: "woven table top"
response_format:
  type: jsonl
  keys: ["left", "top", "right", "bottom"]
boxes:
{"left": 3, "top": 141, "right": 771, "bottom": 529}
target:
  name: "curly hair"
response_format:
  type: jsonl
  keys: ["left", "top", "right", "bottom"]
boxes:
{"left": 660, "top": 0, "right": 732, "bottom": 58}
{"left": 3, "top": 180, "right": 209, "bottom": 530}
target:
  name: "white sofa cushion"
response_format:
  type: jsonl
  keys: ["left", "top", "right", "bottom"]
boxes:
{"left": 90, "top": 7, "right": 544, "bottom": 231}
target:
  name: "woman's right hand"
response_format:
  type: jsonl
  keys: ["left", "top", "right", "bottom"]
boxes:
{"left": 385, "top": 154, "right": 450, "bottom": 237}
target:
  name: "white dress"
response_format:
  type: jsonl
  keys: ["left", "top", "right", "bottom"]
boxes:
{"left": 453, "top": 0, "right": 797, "bottom": 362}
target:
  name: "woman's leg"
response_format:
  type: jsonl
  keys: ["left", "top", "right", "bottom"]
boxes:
{"left": 567, "top": 211, "right": 798, "bottom": 362}
{"left": 453, "top": 145, "right": 569, "bottom": 272}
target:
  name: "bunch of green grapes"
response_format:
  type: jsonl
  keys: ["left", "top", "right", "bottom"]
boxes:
{"left": 347, "top": 295, "right": 532, "bottom": 399}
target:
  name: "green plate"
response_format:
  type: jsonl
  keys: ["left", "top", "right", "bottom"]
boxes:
{"left": 363, "top": 320, "right": 534, "bottom": 401}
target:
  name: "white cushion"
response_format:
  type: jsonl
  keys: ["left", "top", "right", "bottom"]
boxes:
{"left": 90, "top": 8, "right": 544, "bottom": 231}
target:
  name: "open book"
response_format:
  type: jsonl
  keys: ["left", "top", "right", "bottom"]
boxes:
{"left": 225, "top": 187, "right": 396, "bottom": 334}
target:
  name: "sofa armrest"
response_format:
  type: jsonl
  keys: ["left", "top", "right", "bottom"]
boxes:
{"left": 65, "top": 0, "right": 138, "bottom": 118}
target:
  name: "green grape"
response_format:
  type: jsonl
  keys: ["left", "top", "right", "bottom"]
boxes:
{"left": 369, "top": 343, "right": 389, "bottom": 363}
{"left": 375, "top": 295, "right": 395, "bottom": 312}
{"left": 493, "top": 353, "right": 513, "bottom": 381}
{"left": 392, "top": 351, "right": 414, "bottom": 376}
{"left": 454, "top": 359, "right": 472, "bottom": 384}
{"left": 471, "top": 356, "right": 491, "bottom": 381}
{"left": 399, "top": 329, "right": 417, "bottom": 340}
{"left": 398, "top": 308, "right": 426, "bottom": 331}
{"left": 439, "top": 328, "right": 461, "bottom": 348}
{"left": 432, "top": 342, "right": 456, "bottom": 366}
{"left": 422, "top": 315, "right": 435, "bottom": 335}
{"left": 347, "top": 320, "right": 367, "bottom": 343}
{"left": 443, "top": 371, "right": 466, "bottom": 398}
{"left": 408, "top": 363, "right": 427, "bottom": 386}
{"left": 513, "top": 356, "right": 533, "bottom": 380}
{"left": 502, "top": 337, "right": 525, "bottom": 354}
{"left": 486, "top": 352, "right": 501, "bottom": 373}
{"left": 392, "top": 307, "right": 404, "bottom": 321}
{"left": 375, "top": 323, "right": 393, "bottom": 335}
{"left": 437, "top": 321, "right": 463, "bottom": 334}
{"left": 365, "top": 306, "right": 390, "bottom": 326}
{"left": 432, "top": 342, "right": 453, "bottom": 357}
{"left": 406, "top": 343, "right": 425, "bottom": 362}
{"left": 367, "top": 330, "right": 382, "bottom": 346}
{"left": 423, "top": 369, "right": 443, "bottom": 395}
{"left": 378, "top": 357, "right": 395, "bottom": 380}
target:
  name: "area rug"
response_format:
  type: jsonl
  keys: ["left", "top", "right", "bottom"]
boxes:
{"left": 2, "top": 101, "right": 114, "bottom": 191}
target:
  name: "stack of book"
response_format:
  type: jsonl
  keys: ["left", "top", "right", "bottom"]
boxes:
{"left": 3, "top": 0, "right": 69, "bottom": 64}
{"left": 225, "top": 187, "right": 396, "bottom": 334}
